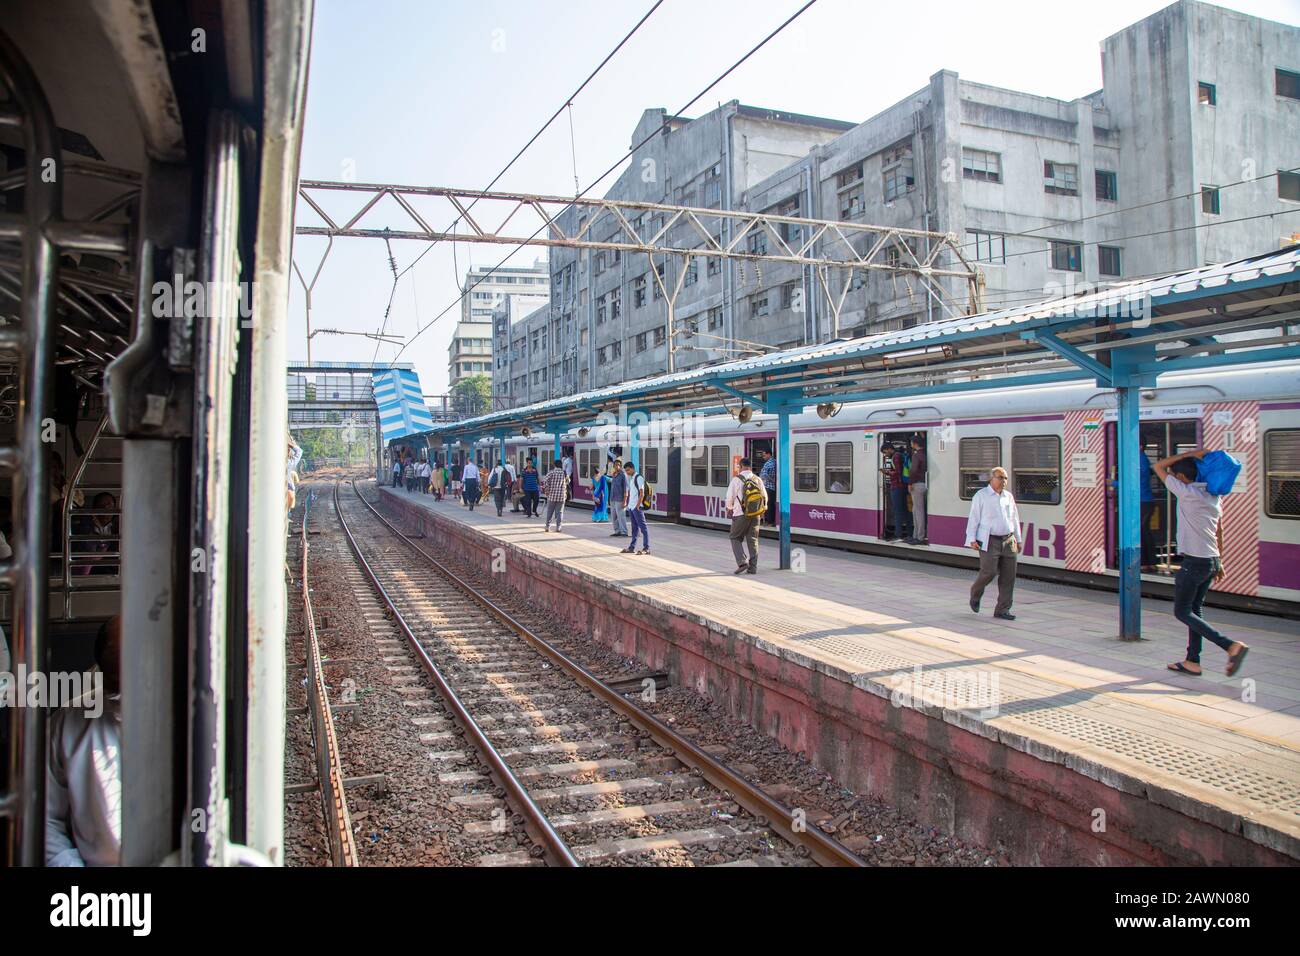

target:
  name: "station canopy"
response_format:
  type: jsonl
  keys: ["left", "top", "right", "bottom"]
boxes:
{"left": 422, "top": 245, "right": 1300, "bottom": 437}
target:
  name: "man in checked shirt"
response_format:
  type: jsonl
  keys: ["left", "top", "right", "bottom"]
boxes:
{"left": 542, "top": 461, "right": 569, "bottom": 532}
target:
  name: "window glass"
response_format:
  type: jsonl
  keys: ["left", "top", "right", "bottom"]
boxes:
{"left": 1265, "top": 429, "right": 1300, "bottom": 518}
{"left": 711, "top": 445, "right": 731, "bottom": 487}
{"left": 690, "top": 445, "right": 708, "bottom": 485}
{"left": 1012, "top": 435, "right": 1061, "bottom": 504}
{"left": 794, "top": 442, "right": 819, "bottom": 492}
{"left": 825, "top": 442, "right": 853, "bottom": 494}
{"left": 959, "top": 437, "right": 1001, "bottom": 500}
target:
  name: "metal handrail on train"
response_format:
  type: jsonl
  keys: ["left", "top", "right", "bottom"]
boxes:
{"left": 56, "top": 415, "right": 117, "bottom": 618}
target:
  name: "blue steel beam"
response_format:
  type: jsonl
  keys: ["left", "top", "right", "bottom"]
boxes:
{"left": 710, "top": 380, "right": 769, "bottom": 412}
{"left": 1138, "top": 344, "right": 1300, "bottom": 375}
{"left": 805, "top": 370, "right": 1091, "bottom": 408}
{"left": 768, "top": 390, "right": 805, "bottom": 571}
{"left": 1021, "top": 330, "right": 1113, "bottom": 384}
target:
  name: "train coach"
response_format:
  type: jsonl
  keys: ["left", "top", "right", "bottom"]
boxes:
{"left": 502, "top": 362, "right": 1300, "bottom": 612}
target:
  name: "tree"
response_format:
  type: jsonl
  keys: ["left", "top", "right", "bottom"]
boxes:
{"left": 451, "top": 374, "right": 491, "bottom": 419}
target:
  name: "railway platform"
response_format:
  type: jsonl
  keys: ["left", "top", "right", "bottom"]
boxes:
{"left": 376, "top": 483, "right": 1300, "bottom": 866}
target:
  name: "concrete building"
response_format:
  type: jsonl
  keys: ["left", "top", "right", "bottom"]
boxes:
{"left": 492, "top": 296, "right": 550, "bottom": 408}
{"left": 493, "top": 1, "right": 1298, "bottom": 409}
{"left": 447, "top": 258, "right": 550, "bottom": 389}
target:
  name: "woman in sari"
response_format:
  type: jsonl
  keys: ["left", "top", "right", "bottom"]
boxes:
{"left": 591, "top": 465, "right": 610, "bottom": 522}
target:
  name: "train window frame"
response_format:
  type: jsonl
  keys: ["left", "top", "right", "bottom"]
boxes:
{"left": 1011, "top": 435, "right": 1062, "bottom": 505}
{"left": 711, "top": 445, "right": 731, "bottom": 488}
{"left": 794, "top": 442, "right": 819, "bottom": 492}
{"left": 643, "top": 447, "right": 660, "bottom": 484}
{"left": 1264, "top": 428, "right": 1300, "bottom": 519}
{"left": 959, "top": 437, "right": 1002, "bottom": 500}
{"left": 689, "top": 445, "right": 708, "bottom": 485}
{"left": 825, "top": 441, "right": 853, "bottom": 494}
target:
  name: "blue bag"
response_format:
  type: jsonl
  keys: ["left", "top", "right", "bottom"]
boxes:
{"left": 1196, "top": 450, "right": 1242, "bottom": 495}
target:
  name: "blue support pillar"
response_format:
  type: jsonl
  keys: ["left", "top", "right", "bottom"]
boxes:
{"left": 1116, "top": 383, "right": 1142, "bottom": 641}
{"left": 777, "top": 408, "right": 792, "bottom": 570}
{"left": 495, "top": 429, "right": 506, "bottom": 468}
{"left": 629, "top": 421, "right": 640, "bottom": 472}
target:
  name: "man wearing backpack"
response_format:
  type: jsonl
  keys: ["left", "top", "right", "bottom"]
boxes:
{"left": 621, "top": 461, "right": 650, "bottom": 555}
{"left": 488, "top": 460, "right": 512, "bottom": 516}
{"left": 1154, "top": 448, "right": 1249, "bottom": 678}
{"left": 725, "top": 457, "right": 768, "bottom": 575}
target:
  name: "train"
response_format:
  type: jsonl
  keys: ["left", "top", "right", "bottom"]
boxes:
{"left": 431, "top": 362, "right": 1300, "bottom": 611}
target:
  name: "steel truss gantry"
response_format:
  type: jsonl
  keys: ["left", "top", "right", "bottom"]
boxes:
{"left": 293, "top": 179, "right": 984, "bottom": 370}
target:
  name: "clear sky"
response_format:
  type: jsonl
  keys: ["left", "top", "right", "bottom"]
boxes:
{"left": 290, "top": 0, "right": 1300, "bottom": 394}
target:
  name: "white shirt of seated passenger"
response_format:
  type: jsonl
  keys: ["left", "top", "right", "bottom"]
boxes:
{"left": 46, "top": 686, "right": 122, "bottom": 866}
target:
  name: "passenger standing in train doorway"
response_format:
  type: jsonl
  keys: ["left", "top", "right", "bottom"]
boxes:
{"left": 965, "top": 466, "right": 1022, "bottom": 620}
{"left": 609, "top": 458, "right": 629, "bottom": 538}
{"left": 759, "top": 450, "right": 778, "bottom": 527}
{"left": 1154, "top": 449, "right": 1249, "bottom": 677}
{"left": 880, "top": 443, "right": 912, "bottom": 541}
{"left": 906, "top": 436, "right": 928, "bottom": 545}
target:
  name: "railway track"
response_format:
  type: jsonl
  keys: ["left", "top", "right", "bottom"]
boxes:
{"left": 334, "top": 479, "right": 866, "bottom": 867}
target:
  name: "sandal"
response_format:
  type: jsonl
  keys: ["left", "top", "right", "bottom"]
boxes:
{"left": 1166, "top": 661, "right": 1202, "bottom": 676}
{"left": 1226, "top": 644, "right": 1250, "bottom": 677}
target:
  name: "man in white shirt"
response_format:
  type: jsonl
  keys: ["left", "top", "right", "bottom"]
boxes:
{"left": 47, "top": 616, "right": 122, "bottom": 866}
{"left": 1154, "top": 449, "right": 1248, "bottom": 677}
{"left": 964, "top": 466, "right": 1023, "bottom": 619}
{"left": 487, "top": 460, "right": 513, "bottom": 516}
{"left": 725, "top": 457, "right": 768, "bottom": 574}
{"left": 621, "top": 462, "right": 650, "bottom": 555}
{"left": 462, "top": 460, "right": 481, "bottom": 510}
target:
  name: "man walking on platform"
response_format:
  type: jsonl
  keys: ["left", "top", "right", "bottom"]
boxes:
{"left": 906, "top": 436, "right": 928, "bottom": 545}
{"left": 726, "top": 457, "right": 768, "bottom": 574}
{"left": 488, "top": 460, "right": 511, "bottom": 516}
{"left": 520, "top": 460, "right": 540, "bottom": 517}
{"left": 759, "top": 450, "right": 778, "bottom": 527}
{"left": 608, "top": 458, "right": 629, "bottom": 538}
{"left": 1154, "top": 449, "right": 1249, "bottom": 677}
{"left": 622, "top": 461, "right": 650, "bottom": 555}
{"left": 461, "top": 459, "right": 480, "bottom": 510}
{"left": 965, "top": 466, "right": 1022, "bottom": 619}
{"left": 542, "top": 461, "right": 568, "bottom": 532}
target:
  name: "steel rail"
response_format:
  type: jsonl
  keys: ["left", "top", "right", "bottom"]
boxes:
{"left": 300, "top": 493, "right": 359, "bottom": 867}
{"left": 348, "top": 481, "right": 867, "bottom": 868}
{"left": 332, "top": 481, "right": 580, "bottom": 867}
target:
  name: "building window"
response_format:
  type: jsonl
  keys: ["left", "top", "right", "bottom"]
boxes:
{"left": 653, "top": 326, "right": 665, "bottom": 347}
{"left": 707, "top": 248, "right": 722, "bottom": 277}
{"left": 748, "top": 231, "right": 768, "bottom": 255}
{"left": 794, "top": 442, "right": 818, "bottom": 492}
{"left": 596, "top": 297, "right": 607, "bottom": 325}
{"left": 1098, "top": 245, "right": 1122, "bottom": 277}
{"left": 633, "top": 274, "right": 647, "bottom": 308}
{"left": 611, "top": 340, "right": 621, "bottom": 359}
{"left": 1095, "top": 170, "right": 1118, "bottom": 201}
{"left": 1202, "top": 185, "right": 1221, "bottom": 215}
{"left": 594, "top": 250, "right": 607, "bottom": 275}
{"left": 710, "top": 445, "right": 731, "bottom": 487}
{"left": 840, "top": 185, "right": 864, "bottom": 219}
{"left": 611, "top": 287, "right": 622, "bottom": 318}
{"left": 1264, "top": 429, "right": 1300, "bottom": 518}
{"left": 961, "top": 148, "right": 1001, "bottom": 183}
{"left": 707, "top": 307, "right": 723, "bottom": 330}
{"left": 750, "top": 293, "right": 770, "bottom": 318}
{"left": 1277, "top": 68, "right": 1300, "bottom": 100}
{"left": 1049, "top": 240, "right": 1082, "bottom": 272}
{"left": 652, "top": 264, "right": 664, "bottom": 300}
{"left": 690, "top": 445, "right": 708, "bottom": 485}
{"left": 1198, "top": 81, "right": 1216, "bottom": 105}
{"left": 967, "top": 230, "right": 1005, "bottom": 264}
{"left": 1279, "top": 170, "right": 1300, "bottom": 202}
{"left": 684, "top": 258, "right": 698, "bottom": 287}
{"left": 635, "top": 332, "right": 648, "bottom": 353}
{"left": 825, "top": 442, "right": 853, "bottom": 494}
{"left": 1044, "top": 161, "right": 1079, "bottom": 196}
{"left": 780, "top": 281, "right": 801, "bottom": 311}
{"left": 775, "top": 197, "right": 802, "bottom": 245}
{"left": 959, "top": 437, "right": 1001, "bottom": 500}
{"left": 882, "top": 141, "right": 914, "bottom": 202}
{"left": 597, "top": 346, "right": 607, "bottom": 366}
{"left": 836, "top": 162, "right": 863, "bottom": 190}
{"left": 704, "top": 178, "right": 722, "bottom": 208}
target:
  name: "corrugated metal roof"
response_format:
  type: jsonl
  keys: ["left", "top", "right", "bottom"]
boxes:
{"left": 427, "top": 244, "right": 1300, "bottom": 436}
{"left": 373, "top": 369, "right": 435, "bottom": 442}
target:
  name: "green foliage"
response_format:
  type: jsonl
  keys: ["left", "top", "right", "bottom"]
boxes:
{"left": 451, "top": 374, "right": 491, "bottom": 418}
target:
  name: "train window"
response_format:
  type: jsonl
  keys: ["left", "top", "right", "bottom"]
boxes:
{"left": 1265, "top": 429, "right": 1300, "bottom": 518}
{"left": 643, "top": 448, "right": 660, "bottom": 484}
{"left": 825, "top": 442, "right": 853, "bottom": 494}
{"left": 1012, "top": 435, "right": 1061, "bottom": 504}
{"left": 795, "top": 443, "right": 819, "bottom": 492}
{"left": 711, "top": 445, "right": 731, "bottom": 487}
{"left": 690, "top": 445, "right": 708, "bottom": 485}
{"left": 959, "top": 437, "right": 1002, "bottom": 499}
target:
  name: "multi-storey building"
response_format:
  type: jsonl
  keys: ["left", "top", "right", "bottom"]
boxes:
{"left": 447, "top": 259, "right": 550, "bottom": 388}
{"left": 491, "top": 296, "right": 550, "bottom": 409}
{"left": 492, "top": 1, "right": 1299, "bottom": 409}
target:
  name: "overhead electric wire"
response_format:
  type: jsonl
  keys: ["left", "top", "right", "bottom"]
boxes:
{"left": 389, "top": 0, "right": 822, "bottom": 366}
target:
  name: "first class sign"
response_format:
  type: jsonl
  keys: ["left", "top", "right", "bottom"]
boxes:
{"left": 1102, "top": 404, "right": 1203, "bottom": 422}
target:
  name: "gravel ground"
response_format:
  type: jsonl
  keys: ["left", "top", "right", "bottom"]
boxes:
{"left": 367, "top": 486, "right": 1007, "bottom": 868}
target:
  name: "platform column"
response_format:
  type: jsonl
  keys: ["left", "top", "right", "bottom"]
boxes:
{"left": 1116, "top": 383, "right": 1142, "bottom": 641}
{"left": 495, "top": 428, "right": 505, "bottom": 468}
{"left": 629, "top": 420, "right": 640, "bottom": 472}
{"left": 777, "top": 408, "right": 792, "bottom": 570}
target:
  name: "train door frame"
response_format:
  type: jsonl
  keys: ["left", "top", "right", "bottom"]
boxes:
{"left": 561, "top": 441, "right": 575, "bottom": 493}
{"left": 879, "top": 431, "right": 919, "bottom": 540}
{"left": 1104, "top": 417, "right": 1201, "bottom": 572}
